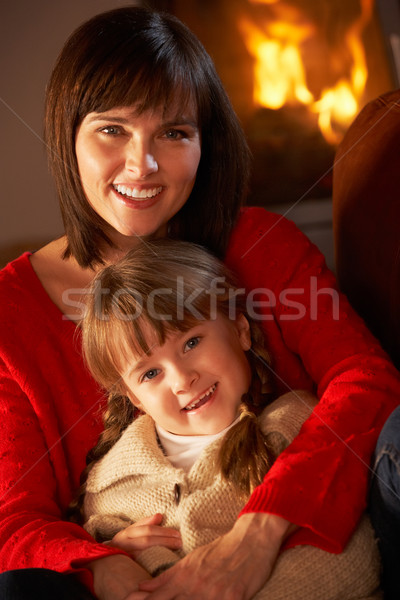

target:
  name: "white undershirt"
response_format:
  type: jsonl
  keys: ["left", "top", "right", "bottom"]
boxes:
{"left": 156, "top": 417, "right": 240, "bottom": 472}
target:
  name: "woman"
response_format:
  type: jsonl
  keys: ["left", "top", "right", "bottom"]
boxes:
{"left": 0, "top": 6, "right": 398, "bottom": 600}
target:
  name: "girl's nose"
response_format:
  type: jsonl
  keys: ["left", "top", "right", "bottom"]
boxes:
{"left": 172, "top": 365, "right": 199, "bottom": 395}
{"left": 125, "top": 139, "right": 158, "bottom": 178}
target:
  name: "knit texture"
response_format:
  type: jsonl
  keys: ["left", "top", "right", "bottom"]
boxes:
{"left": 0, "top": 207, "right": 398, "bottom": 581}
{"left": 83, "top": 391, "right": 316, "bottom": 559}
{"left": 84, "top": 392, "right": 381, "bottom": 599}
{"left": 226, "top": 208, "right": 400, "bottom": 553}
{"left": 254, "top": 517, "right": 381, "bottom": 600}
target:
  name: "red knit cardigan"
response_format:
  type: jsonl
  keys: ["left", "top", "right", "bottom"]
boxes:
{"left": 0, "top": 207, "right": 398, "bottom": 587}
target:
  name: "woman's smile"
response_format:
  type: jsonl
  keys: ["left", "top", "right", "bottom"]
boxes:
{"left": 111, "top": 183, "right": 165, "bottom": 210}
{"left": 112, "top": 183, "right": 163, "bottom": 201}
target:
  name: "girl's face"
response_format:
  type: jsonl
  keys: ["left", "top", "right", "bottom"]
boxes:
{"left": 121, "top": 314, "right": 252, "bottom": 436}
{"left": 75, "top": 104, "right": 201, "bottom": 249}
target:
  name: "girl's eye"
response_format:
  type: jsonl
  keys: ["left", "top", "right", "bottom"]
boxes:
{"left": 184, "top": 337, "right": 200, "bottom": 352}
{"left": 99, "top": 125, "right": 121, "bottom": 136}
{"left": 142, "top": 368, "right": 160, "bottom": 382}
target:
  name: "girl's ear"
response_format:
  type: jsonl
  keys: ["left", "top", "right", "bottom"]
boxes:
{"left": 124, "top": 389, "right": 144, "bottom": 413}
{"left": 236, "top": 313, "right": 252, "bottom": 351}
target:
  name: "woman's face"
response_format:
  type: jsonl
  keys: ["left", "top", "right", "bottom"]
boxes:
{"left": 75, "top": 104, "right": 201, "bottom": 248}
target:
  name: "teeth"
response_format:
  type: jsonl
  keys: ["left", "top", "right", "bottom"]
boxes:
{"left": 114, "top": 184, "right": 162, "bottom": 199}
{"left": 184, "top": 384, "right": 216, "bottom": 411}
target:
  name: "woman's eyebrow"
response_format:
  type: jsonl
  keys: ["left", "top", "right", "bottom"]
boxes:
{"left": 85, "top": 113, "right": 198, "bottom": 128}
{"left": 85, "top": 114, "right": 130, "bottom": 124}
{"left": 163, "top": 118, "right": 198, "bottom": 128}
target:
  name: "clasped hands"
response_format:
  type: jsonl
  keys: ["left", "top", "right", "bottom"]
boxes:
{"left": 90, "top": 512, "right": 294, "bottom": 600}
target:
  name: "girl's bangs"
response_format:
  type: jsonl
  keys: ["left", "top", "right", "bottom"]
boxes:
{"left": 102, "top": 286, "right": 224, "bottom": 380}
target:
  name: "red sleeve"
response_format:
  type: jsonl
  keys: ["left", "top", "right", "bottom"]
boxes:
{"left": 0, "top": 357, "right": 126, "bottom": 589}
{"left": 0, "top": 255, "right": 127, "bottom": 588}
{"left": 226, "top": 207, "right": 400, "bottom": 552}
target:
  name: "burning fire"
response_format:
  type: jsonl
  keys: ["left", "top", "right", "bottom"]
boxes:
{"left": 240, "top": 0, "right": 373, "bottom": 144}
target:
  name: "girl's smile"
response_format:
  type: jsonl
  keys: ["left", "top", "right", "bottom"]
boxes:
{"left": 75, "top": 105, "right": 201, "bottom": 250}
{"left": 121, "top": 314, "right": 252, "bottom": 436}
{"left": 182, "top": 383, "right": 218, "bottom": 412}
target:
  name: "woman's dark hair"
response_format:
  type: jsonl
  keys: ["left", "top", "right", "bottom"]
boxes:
{"left": 68, "top": 238, "right": 276, "bottom": 523}
{"left": 44, "top": 6, "right": 251, "bottom": 268}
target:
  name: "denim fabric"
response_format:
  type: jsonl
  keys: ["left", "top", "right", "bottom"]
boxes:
{"left": 0, "top": 569, "right": 95, "bottom": 600}
{"left": 370, "top": 405, "right": 400, "bottom": 599}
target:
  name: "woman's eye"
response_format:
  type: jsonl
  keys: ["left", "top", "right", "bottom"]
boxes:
{"left": 164, "top": 128, "right": 186, "bottom": 140}
{"left": 184, "top": 337, "right": 200, "bottom": 352}
{"left": 99, "top": 125, "right": 121, "bottom": 136}
{"left": 142, "top": 368, "right": 160, "bottom": 382}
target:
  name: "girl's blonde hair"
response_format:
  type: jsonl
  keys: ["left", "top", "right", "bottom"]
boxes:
{"left": 69, "top": 239, "right": 276, "bottom": 522}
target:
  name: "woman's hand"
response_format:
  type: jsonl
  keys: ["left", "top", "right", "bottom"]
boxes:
{"left": 88, "top": 554, "right": 152, "bottom": 600}
{"left": 108, "top": 513, "right": 182, "bottom": 558}
{"left": 138, "top": 512, "right": 297, "bottom": 600}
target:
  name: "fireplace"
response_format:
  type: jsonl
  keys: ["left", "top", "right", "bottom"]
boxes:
{"left": 149, "top": 0, "right": 396, "bottom": 206}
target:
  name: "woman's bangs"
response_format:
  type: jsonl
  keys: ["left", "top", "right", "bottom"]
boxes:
{"left": 125, "top": 62, "right": 197, "bottom": 118}
{"left": 80, "top": 52, "right": 198, "bottom": 121}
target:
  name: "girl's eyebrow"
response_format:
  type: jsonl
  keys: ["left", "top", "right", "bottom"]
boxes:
{"left": 127, "top": 341, "right": 160, "bottom": 377}
{"left": 129, "top": 354, "right": 152, "bottom": 375}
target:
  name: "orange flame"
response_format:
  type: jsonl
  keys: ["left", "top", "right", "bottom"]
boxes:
{"left": 240, "top": 1, "right": 373, "bottom": 144}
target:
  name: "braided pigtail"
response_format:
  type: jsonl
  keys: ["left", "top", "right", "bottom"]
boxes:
{"left": 216, "top": 319, "right": 277, "bottom": 501}
{"left": 67, "top": 390, "right": 135, "bottom": 524}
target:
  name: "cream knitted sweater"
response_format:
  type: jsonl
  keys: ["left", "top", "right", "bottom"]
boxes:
{"left": 84, "top": 391, "right": 381, "bottom": 600}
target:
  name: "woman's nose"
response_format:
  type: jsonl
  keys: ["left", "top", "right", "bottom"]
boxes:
{"left": 125, "top": 139, "right": 158, "bottom": 178}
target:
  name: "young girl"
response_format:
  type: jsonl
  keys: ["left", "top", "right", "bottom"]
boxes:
{"left": 71, "top": 239, "right": 380, "bottom": 600}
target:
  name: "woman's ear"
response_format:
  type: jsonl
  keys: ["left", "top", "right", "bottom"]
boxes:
{"left": 236, "top": 313, "right": 252, "bottom": 351}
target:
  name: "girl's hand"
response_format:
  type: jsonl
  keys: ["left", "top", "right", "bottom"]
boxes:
{"left": 139, "top": 512, "right": 296, "bottom": 600}
{"left": 108, "top": 513, "right": 182, "bottom": 558}
{"left": 88, "top": 554, "right": 152, "bottom": 600}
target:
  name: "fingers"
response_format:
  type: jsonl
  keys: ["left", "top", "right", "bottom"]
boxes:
{"left": 140, "top": 576, "right": 248, "bottom": 600}
{"left": 138, "top": 517, "right": 278, "bottom": 600}
{"left": 134, "top": 513, "right": 164, "bottom": 527}
{"left": 109, "top": 517, "right": 182, "bottom": 555}
{"left": 110, "top": 534, "right": 182, "bottom": 556}
{"left": 139, "top": 569, "right": 171, "bottom": 592}
{"left": 130, "top": 530, "right": 182, "bottom": 553}
{"left": 114, "top": 525, "right": 182, "bottom": 548}
{"left": 125, "top": 593, "right": 150, "bottom": 600}
{"left": 139, "top": 567, "right": 203, "bottom": 598}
